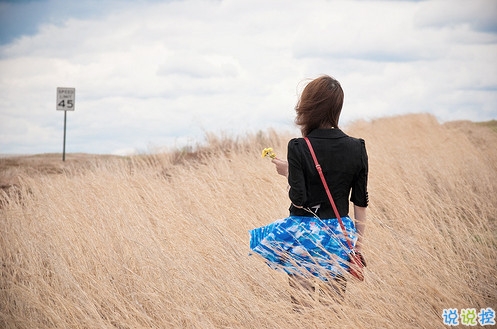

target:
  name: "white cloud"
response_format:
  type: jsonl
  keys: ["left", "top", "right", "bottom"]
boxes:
{"left": 414, "top": 0, "right": 497, "bottom": 33}
{"left": 1, "top": 0, "right": 496, "bottom": 154}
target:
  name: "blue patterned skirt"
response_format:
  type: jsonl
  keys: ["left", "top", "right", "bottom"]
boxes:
{"left": 249, "top": 215, "right": 357, "bottom": 281}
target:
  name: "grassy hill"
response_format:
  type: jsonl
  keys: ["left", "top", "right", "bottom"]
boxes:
{"left": 1, "top": 113, "right": 496, "bottom": 328}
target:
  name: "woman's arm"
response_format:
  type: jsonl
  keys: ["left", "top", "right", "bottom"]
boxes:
{"left": 353, "top": 205, "right": 367, "bottom": 251}
{"left": 271, "top": 157, "right": 288, "bottom": 178}
{"left": 271, "top": 158, "right": 306, "bottom": 210}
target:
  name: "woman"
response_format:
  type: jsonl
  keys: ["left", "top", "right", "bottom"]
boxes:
{"left": 250, "top": 75, "right": 368, "bottom": 305}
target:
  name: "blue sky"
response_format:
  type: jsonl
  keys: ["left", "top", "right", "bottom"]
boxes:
{"left": 1, "top": 0, "right": 496, "bottom": 155}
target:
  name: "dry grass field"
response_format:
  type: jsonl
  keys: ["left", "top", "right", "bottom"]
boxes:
{"left": 1, "top": 114, "right": 496, "bottom": 328}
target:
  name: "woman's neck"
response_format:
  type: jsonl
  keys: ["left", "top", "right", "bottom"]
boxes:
{"left": 319, "top": 124, "right": 336, "bottom": 129}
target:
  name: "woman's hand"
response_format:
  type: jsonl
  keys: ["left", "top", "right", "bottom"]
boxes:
{"left": 271, "top": 157, "right": 288, "bottom": 178}
{"left": 353, "top": 205, "right": 367, "bottom": 252}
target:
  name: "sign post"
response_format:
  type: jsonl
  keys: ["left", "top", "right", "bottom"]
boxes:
{"left": 56, "top": 87, "right": 75, "bottom": 161}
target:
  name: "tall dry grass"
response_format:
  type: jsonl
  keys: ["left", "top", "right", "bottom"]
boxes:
{"left": 1, "top": 114, "right": 496, "bottom": 328}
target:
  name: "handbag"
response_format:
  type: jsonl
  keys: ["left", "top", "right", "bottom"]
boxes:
{"left": 304, "top": 137, "right": 366, "bottom": 281}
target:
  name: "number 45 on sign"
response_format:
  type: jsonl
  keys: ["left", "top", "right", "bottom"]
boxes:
{"left": 57, "top": 87, "right": 75, "bottom": 111}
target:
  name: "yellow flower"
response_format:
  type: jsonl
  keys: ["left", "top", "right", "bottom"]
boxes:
{"left": 261, "top": 147, "right": 276, "bottom": 159}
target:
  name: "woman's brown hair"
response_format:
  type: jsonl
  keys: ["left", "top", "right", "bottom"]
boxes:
{"left": 295, "top": 75, "right": 344, "bottom": 137}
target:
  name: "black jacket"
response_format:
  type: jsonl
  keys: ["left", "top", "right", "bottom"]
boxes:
{"left": 287, "top": 128, "right": 368, "bottom": 218}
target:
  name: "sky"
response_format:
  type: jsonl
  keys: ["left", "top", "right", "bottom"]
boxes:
{"left": 1, "top": 0, "right": 496, "bottom": 155}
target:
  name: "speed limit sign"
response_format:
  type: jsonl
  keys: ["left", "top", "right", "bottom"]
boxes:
{"left": 56, "top": 87, "right": 75, "bottom": 111}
